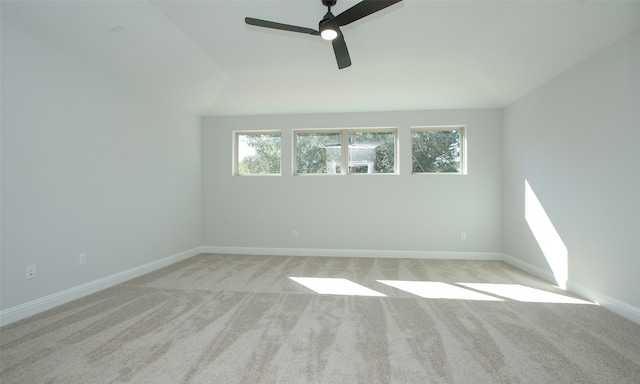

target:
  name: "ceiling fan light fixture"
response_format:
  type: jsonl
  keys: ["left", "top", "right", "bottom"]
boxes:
{"left": 320, "top": 25, "right": 338, "bottom": 40}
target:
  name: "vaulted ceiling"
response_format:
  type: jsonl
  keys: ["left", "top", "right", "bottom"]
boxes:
{"left": 3, "top": 1, "right": 640, "bottom": 116}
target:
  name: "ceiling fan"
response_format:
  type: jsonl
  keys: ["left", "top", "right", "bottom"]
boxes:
{"left": 245, "top": 0, "right": 402, "bottom": 69}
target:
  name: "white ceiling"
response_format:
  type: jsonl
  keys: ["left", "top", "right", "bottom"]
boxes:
{"left": 3, "top": 0, "right": 640, "bottom": 116}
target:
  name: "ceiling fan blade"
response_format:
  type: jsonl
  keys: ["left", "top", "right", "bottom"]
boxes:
{"left": 334, "top": 0, "right": 402, "bottom": 27}
{"left": 332, "top": 32, "right": 352, "bottom": 69}
{"left": 245, "top": 17, "right": 320, "bottom": 36}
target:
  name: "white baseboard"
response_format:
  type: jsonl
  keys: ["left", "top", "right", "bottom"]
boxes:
{"left": 501, "top": 253, "right": 640, "bottom": 325}
{"left": 567, "top": 280, "right": 640, "bottom": 325}
{"left": 501, "top": 253, "right": 558, "bottom": 284}
{"left": 0, "top": 247, "right": 202, "bottom": 327}
{"left": 201, "top": 246, "right": 504, "bottom": 261}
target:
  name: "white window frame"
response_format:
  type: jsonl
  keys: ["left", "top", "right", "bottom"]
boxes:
{"left": 293, "top": 128, "right": 398, "bottom": 176}
{"left": 410, "top": 126, "right": 467, "bottom": 175}
{"left": 233, "top": 130, "right": 282, "bottom": 176}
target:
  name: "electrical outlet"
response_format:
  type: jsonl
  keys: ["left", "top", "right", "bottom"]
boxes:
{"left": 26, "top": 265, "right": 36, "bottom": 280}
{"left": 461, "top": 232, "right": 467, "bottom": 240}
{"left": 292, "top": 230, "right": 298, "bottom": 238}
{"left": 79, "top": 253, "right": 87, "bottom": 266}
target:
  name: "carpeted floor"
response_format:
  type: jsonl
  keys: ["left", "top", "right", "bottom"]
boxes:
{"left": 1, "top": 254, "right": 640, "bottom": 383}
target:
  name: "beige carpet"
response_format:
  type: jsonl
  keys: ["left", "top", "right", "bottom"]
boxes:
{"left": 1, "top": 254, "right": 639, "bottom": 383}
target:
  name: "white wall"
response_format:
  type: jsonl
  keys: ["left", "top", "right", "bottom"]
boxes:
{"left": 502, "top": 29, "right": 640, "bottom": 313}
{"left": 202, "top": 109, "right": 502, "bottom": 257}
{"left": 1, "top": 22, "right": 202, "bottom": 315}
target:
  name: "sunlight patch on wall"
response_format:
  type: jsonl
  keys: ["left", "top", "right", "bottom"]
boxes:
{"left": 377, "top": 280, "right": 503, "bottom": 301}
{"left": 525, "top": 180, "right": 569, "bottom": 289}
{"left": 458, "top": 283, "right": 592, "bottom": 304}
{"left": 289, "top": 277, "right": 386, "bottom": 297}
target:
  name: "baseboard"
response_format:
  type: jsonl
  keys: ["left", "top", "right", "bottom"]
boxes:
{"left": 501, "top": 253, "right": 640, "bottom": 325}
{"left": 567, "top": 280, "right": 640, "bottom": 325}
{"left": 0, "top": 247, "right": 202, "bottom": 327}
{"left": 201, "top": 246, "right": 504, "bottom": 261}
{"left": 501, "top": 253, "right": 558, "bottom": 284}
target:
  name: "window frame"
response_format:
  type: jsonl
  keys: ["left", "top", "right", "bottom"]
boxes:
{"left": 233, "top": 130, "right": 282, "bottom": 176}
{"left": 292, "top": 127, "right": 398, "bottom": 176}
{"left": 410, "top": 125, "right": 467, "bottom": 175}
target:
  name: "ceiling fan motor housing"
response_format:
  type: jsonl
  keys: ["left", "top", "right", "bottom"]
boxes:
{"left": 320, "top": 11, "right": 336, "bottom": 28}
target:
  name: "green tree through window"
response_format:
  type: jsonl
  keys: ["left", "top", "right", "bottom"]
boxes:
{"left": 411, "top": 129, "right": 463, "bottom": 173}
{"left": 296, "top": 132, "right": 340, "bottom": 174}
{"left": 237, "top": 133, "right": 281, "bottom": 175}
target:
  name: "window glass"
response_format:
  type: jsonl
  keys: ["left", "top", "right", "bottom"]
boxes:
{"left": 235, "top": 132, "right": 281, "bottom": 175}
{"left": 295, "top": 132, "right": 341, "bottom": 174}
{"left": 411, "top": 128, "right": 464, "bottom": 174}
{"left": 348, "top": 131, "right": 395, "bottom": 174}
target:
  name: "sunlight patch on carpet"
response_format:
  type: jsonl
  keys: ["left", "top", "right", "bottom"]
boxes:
{"left": 289, "top": 277, "right": 386, "bottom": 297}
{"left": 458, "top": 283, "right": 593, "bottom": 304}
{"left": 378, "top": 280, "right": 504, "bottom": 301}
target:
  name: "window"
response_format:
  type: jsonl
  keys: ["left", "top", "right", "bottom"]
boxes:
{"left": 234, "top": 131, "right": 281, "bottom": 175}
{"left": 411, "top": 126, "right": 465, "bottom": 174}
{"left": 295, "top": 131, "right": 340, "bottom": 174}
{"left": 294, "top": 129, "right": 397, "bottom": 175}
